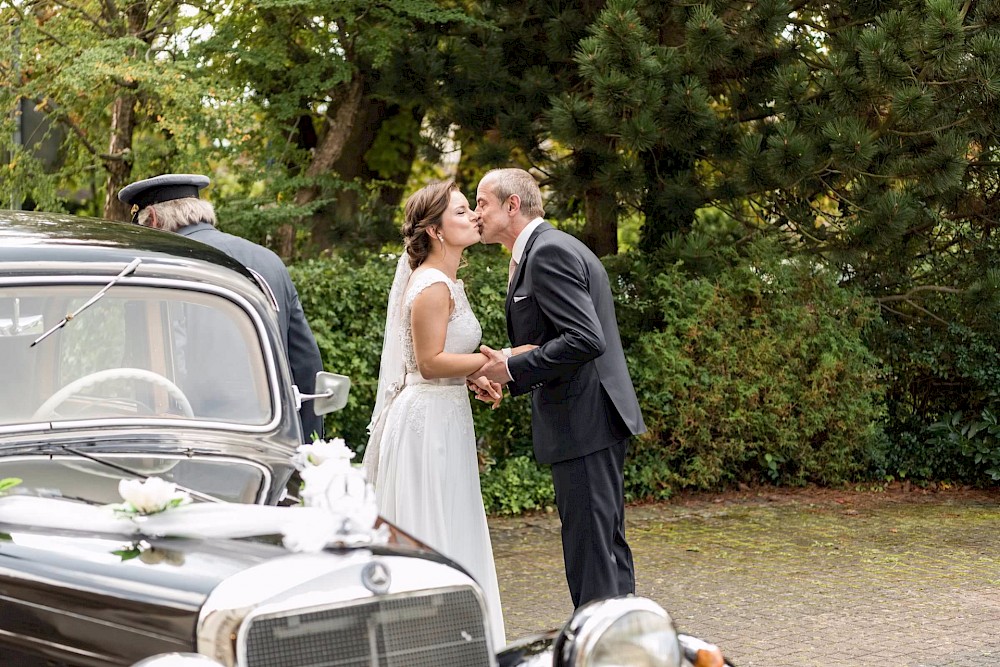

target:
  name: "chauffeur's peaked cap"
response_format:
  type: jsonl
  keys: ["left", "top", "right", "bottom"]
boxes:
{"left": 118, "top": 173, "right": 210, "bottom": 211}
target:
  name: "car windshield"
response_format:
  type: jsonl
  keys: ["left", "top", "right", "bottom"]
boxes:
{"left": 0, "top": 284, "right": 273, "bottom": 426}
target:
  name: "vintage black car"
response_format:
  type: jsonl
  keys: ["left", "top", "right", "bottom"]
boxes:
{"left": 0, "top": 210, "right": 729, "bottom": 667}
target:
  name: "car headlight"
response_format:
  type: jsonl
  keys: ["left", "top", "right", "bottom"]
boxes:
{"left": 130, "top": 654, "right": 224, "bottom": 667}
{"left": 555, "top": 596, "right": 682, "bottom": 667}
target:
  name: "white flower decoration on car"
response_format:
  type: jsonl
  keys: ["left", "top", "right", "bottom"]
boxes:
{"left": 116, "top": 477, "right": 191, "bottom": 516}
{"left": 291, "top": 437, "right": 354, "bottom": 470}
{"left": 282, "top": 437, "right": 386, "bottom": 552}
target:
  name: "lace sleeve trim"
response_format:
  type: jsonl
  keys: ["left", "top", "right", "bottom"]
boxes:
{"left": 404, "top": 268, "right": 458, "bottom": 309}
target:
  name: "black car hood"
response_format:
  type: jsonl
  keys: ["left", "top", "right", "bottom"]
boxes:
{"left": 0, "top": 523, "right": 282, "bottom": 664}
{"left": 0, "top": 518, "right": 453, "bottom": 666}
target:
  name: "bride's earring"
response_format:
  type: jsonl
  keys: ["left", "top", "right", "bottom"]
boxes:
{"left": 438, "top": 233, "right": 445, "bottom": 249}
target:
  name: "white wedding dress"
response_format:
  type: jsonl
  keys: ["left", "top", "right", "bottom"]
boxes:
{"left": 370, "top": 267, "right": 506, "bottom": 648}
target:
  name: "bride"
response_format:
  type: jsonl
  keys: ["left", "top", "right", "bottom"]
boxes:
{"left": 363, "top": 180, "right": 506, "bottom": 647}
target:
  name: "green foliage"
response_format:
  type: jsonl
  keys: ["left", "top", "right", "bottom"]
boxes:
{"left": 193, "top": 0, "right": 481, "bottom": 251}
{"left": 294, "top": 243, "right": 890, "bottom": 510}
{"left": 290, "top": 252, "right": 396, "bottom": 447}
{"left": 0, "top": 2, "right": 225, "bottom": 215}
{"left": 479, "top": 456, "right": 556, "bottom": 515}
{"left": 926, "top": 409, "right": 1000, "bottom": 481}
{"left": 873, "top": 312, "right": 1000, "bottom": 481}
{"left": 611, "top": 243, "right": 886, "bottom": 494}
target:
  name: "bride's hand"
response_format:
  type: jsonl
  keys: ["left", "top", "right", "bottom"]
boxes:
{"left": 469, "top": 375, "right": 502, "bottom": 408}
{"left": 486, "top": 380, "right": 503, "bottom": 409}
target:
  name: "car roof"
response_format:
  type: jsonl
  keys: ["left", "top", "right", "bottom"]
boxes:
{"left": 0, "top": 209, "right": 256, "bottom": 280}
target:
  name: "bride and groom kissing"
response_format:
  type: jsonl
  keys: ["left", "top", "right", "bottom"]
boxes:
{"left": 362, "top": 167, "right": 646, "bottom": 647}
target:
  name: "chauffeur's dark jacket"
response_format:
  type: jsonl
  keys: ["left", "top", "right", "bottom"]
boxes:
{"left": 505, "top": 222, "right": 645, "bottom": 464}
{"left": 179, "top": 222, "right": 324, "bottom": 441}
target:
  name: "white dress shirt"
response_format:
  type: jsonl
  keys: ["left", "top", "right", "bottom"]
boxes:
{"left": 511, "top": 217, "right": 545, "bottom": 266}
{"left": 503, "top": 218, "right": 545, "bottom": 381}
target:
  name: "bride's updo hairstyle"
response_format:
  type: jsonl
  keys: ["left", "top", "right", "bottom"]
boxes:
{"left": 402, "top": 180, "right": 458, "bottom": 270}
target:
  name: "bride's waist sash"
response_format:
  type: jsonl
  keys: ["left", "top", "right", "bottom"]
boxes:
{"left": 404, "top": 372, "right": 465, "bottom": 387}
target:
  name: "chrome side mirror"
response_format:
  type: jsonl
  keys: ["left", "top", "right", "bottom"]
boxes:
{"left": 295, "top": 371, "right": 351, "bottom": 416}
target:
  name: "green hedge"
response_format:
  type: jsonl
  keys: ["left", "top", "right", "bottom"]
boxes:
{"left": 612, "top": 249, "right": 886, "bottom": 498}
{"left": 291, "top": 244, "right": 887, "bottom": 513}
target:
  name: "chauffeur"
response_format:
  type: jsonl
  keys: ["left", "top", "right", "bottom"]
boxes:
{"left": 118, "top": 174, "right": 325, "bottom": 442}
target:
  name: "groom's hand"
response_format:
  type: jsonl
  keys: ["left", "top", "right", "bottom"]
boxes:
{"left": 477, "top": 345, "right": 513, "bottom": 385}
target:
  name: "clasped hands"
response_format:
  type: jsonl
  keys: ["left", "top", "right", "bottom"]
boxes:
{"left": 467, "top": 345, "right": 512, "bottom": 410}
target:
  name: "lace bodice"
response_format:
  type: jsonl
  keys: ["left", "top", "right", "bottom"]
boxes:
{"left": 401, "top": 268, "right": 482, "bottom": 374}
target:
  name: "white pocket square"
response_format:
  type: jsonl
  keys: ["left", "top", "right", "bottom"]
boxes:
{"left": 513, "top": 295, "right": 528, "bottom": 303}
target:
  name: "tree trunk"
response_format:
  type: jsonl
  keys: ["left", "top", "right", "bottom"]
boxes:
{"left": 102, "top": 93, "right": 137, "bottom": 221}
{"left": 101, "top": 3, "right": 148, "bottom": 221}
{"left": 309, "top": 103, "right": 422, "bottom": 250}
{"left": 582, "top": 185, "right": 619, "bottom": 257}
{"left": 280, "top": 75, "right": 366, "bottom": 257}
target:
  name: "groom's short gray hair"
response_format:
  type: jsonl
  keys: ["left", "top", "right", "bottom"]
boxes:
{"left": 484, "top": 168, "right": 544, "bottom": 219}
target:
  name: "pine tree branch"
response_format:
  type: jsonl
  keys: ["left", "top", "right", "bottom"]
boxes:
{"left": 784, "top": 216, "right": 827, "bottom": 245}
{"left": 788, "top": 15, "right": 872, "bottom": 35}
{"left": 884, "top": 117, "right": 969, "bottom": 138}
{"left": 923, "top": 78, "right": 975, "bottom": 86}
{"left": 959, "top": 0, "right": 974, "bottom": 21}
{"left": 879, "top": 303, "right": 917, "bottom": 321}
{"left": 819, "top": 176, "right": 872, "bottom": 213}
{"left": 902, "top": 220, "right": 937, "bottom": 239}
{"left": 879, "top": 286, "right": 964, "bottom": 302}
{"left": 735, "top": 110, "right": 780, "bottom": 123}
{"left": 902, "top": 299, "right": 952, "bottom": 327}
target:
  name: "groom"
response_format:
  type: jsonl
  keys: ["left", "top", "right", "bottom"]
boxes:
{"left": 472, "top": 168, "right": 646, "bottom": 608}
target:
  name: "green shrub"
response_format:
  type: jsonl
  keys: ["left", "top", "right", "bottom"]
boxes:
{"left": 479, "top": 455, "right": 556, "bottom": 515}
{"left": 618, "top": 245, "right": 886, "bottom": 494}
{"left": 925, "top": 408, "right": 1000, "bottom": 482}
{"left": 874, "top": 318, "right": 1000, "bottom": 481}
{"left": 291, "top": 252, "right": 395, "bottom": 448}
{"left": 292, "top": 241, "right": 887, "bottom": 510}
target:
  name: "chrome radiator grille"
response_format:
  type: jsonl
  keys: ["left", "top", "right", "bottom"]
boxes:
{"left": 241, "top": 586, "right": 493, "bottom": 667}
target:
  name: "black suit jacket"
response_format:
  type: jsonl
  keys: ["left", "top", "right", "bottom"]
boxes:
{"left": 506, "top": 222, "right": 645, "bottom": 464}
{"left": 179, "top": 223, "right": 325, "bottom": 441}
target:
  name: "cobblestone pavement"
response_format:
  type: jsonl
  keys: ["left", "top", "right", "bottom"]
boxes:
{"left": 489, "top": 488, "right": 1000, "bottom": 666}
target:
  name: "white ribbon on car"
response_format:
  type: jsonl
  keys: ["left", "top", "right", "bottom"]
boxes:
{"left": 0, "top": 495, "right": 387, "bottom": 552}
{"left": 0, "top": 440, "right": 389, "bottom": 553}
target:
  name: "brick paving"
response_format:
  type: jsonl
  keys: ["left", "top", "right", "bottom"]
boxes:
{"left": 489, "top": 489, "right": 1000, "bottom": 666}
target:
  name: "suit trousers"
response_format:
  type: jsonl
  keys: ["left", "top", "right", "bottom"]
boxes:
{"left": 550, "top": 437, "right": 635, "bottom": 608}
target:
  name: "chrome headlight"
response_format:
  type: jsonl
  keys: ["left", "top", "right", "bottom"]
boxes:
{"left": 131, "top": 654, "right": 224, "bottom": 667}
{"left": 556, "top": 597, "right": 682, "bottom": 667}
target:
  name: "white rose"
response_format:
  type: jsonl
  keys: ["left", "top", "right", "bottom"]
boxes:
{"left": 291, "top": 438, "right": 355, "bottom": 471}
{"left": 118, "top": 477, "right": 191, "bottom": 515}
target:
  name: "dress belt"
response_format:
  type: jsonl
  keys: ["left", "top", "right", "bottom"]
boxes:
{"left": 404, "top": 372, "right": 465, "bottom": 387}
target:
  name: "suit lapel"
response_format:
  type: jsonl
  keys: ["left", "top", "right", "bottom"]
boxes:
{"left": 505, "top": 222, "right": 552, "bottom": 342}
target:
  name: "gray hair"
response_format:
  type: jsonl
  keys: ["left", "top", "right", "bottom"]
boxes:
{"left": 138, "top": 197, "right": 216, "bottom": 232}
{"left": 483, "top": 168, "right": 544, "bottom": 219}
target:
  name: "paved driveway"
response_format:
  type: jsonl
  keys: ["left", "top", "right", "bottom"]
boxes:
{"left": 489, "top": 488, "right": 1000, "bottom": 666}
